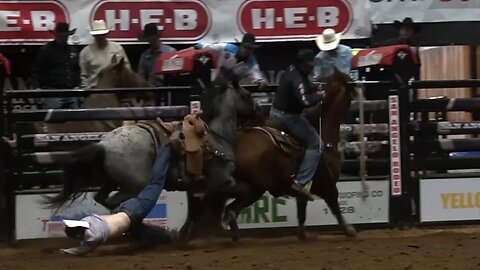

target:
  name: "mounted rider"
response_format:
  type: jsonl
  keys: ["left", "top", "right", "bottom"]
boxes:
{"left": 270, "top": 49, "right": 323, "bottom": 201}
{"left": 194, "top": 33, "right": 268, "bottom": 89}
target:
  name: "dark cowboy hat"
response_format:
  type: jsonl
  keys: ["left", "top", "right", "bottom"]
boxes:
{"left": 240, "top": 33, "right": 260, "bottom": 49}
{"left": 138, "top": 23, "right": 160, "bottom": 41}
{"left": 394, "top": 17, "right": 421, "bottom": 33}
{"left": 296, "top": 49, "right": 314, "bottom": 66}
{"left": 50, "top": 22, "right": 76, "bottom": 35}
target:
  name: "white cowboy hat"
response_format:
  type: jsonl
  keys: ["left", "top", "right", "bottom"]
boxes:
{"left": 315, "top": 28, "right": 342, "bottom": 51}
{"left": 89, "top": 20, "right": 110, "bottom": 36}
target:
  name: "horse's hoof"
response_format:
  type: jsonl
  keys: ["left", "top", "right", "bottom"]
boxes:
{"left": 231, "top": 233, "right": 240, "bottom": 242}
{"left": 344, "top": 225, "right": 357, "bottom": 237}
{"left": 297, "top": 231, "right": 307, "bottom": 241}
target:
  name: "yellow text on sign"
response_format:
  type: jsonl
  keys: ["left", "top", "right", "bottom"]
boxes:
{"left": 441, "top": 193, "right": 480, "bottom": 209}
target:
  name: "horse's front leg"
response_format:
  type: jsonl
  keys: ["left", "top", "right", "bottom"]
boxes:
{"left": 295, "top": 197, "right": 308, "bottom": 241}
{"left": 179, "top": 191, "right": 196, "bottom": 248}
{"left": 94, "top": 180, "right": 117, "bottom": 210}
{"left": 104, "top": 190, "right": 137, "bottom": 210}
{"left": 223, "top": 183, "right": 264, "bottom": 242}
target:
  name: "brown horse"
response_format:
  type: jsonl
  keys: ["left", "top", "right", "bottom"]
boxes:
{"left": 35, "top": 56, "right": 150, "bottom": 133}
{"left": 222, "top": 70, "right": 357, "bottom": 240}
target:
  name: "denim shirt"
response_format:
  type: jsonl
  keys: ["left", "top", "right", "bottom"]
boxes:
{"left": 313, "top": 44, "right": 353, "bottom": 82}
{"left": 137, "top": 44, "right": 177, "bottom": 86}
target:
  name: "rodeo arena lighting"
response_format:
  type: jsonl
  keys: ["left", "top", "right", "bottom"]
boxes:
{"left": 1, "top": 0, "right": 480, "bottom": 269}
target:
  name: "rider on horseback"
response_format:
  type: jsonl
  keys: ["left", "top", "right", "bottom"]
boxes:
{"left": 195, "top": 33, "right": 268, "bottom": 89}
{"left": 270, "top": 49, "right": 324, "bottom": 201}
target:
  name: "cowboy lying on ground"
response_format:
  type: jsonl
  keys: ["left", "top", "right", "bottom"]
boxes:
{"left": 270, "top": 49, "right": 325, "bottom": 201}
{"left": 79, "top": 19, "right": 131, "bottom": 89}
{"left": 35, "top": 22, "right": 81, "bottom": 109}
{"left": 194, "top": 33, "right": 269, "bottom": 90}
{"left": 313, "top": 28, "right": 353, "bottom": 82}
{"left": 60, "top": 144, "right": 174, "bottom": 255}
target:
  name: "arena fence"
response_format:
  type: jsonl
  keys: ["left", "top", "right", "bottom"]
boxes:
{"left": 2, "top": 79, "right": 480, "bottom": 242}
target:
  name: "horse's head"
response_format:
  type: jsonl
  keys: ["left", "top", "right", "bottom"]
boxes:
{"left": 304, "top": 69, "right": 354, "bottom": 144}
{"left": 96, "top": 55, "right": 149, "bottom": 89}
{"left": 321, "top": 68, "right": 355, "bottom": 120}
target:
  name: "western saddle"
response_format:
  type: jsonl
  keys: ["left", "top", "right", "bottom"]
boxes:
{"left": 137, "top": 114, "right": 231, "bottom": 182}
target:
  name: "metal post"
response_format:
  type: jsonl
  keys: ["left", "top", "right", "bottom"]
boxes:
{"left": 388, "top": 85, "right": 412, "bottom": 227}
{"left": 356, "top": 82, "right": 368, "bottom": 199}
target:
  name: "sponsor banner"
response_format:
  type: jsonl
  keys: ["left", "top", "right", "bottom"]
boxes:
{"left": 388, "top": 95, "right": 402, "bottom": 196}
{"left": 420, "top": 178, "right": 480, "bottom": 223}
{"left": 237, "top": 180, "right": 389, "bottom": 228}
{"left": 370, "top": 0, "right": 480, "bottom": 24}
{"left": 15, "top": 180, "right": 389, "bottom": 240}
{"left": 0, "top": 0, "right": 371, "bottom": 45}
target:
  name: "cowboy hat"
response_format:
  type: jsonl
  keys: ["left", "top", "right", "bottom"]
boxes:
{"left": 138, "top": 23, "right": 160, "bottom": 41}
{"left": 394, "top": 17, "right": 421, "bottom": 33}
{"left": 240, "top": 33, "right": 260, "bottom": 49}
{"left": 89, "top": 20, "right": 110, "bottom": 36}
{"left": 296, "top": 49, "right": 315, "bottom": 66}
{"left": 316, "top": 28, "right": 342, "bottom": 51}
{"left": 50, "top": 22, "right": 76, "bottom": 35}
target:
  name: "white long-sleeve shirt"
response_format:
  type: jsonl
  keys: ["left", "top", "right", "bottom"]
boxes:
{"left": 79, "top": 41, "right": 131, "bottom": 88}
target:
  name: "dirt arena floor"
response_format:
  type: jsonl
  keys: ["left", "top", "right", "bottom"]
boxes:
{"left": 1, "top": 226, "right": 479, "bottom": 270}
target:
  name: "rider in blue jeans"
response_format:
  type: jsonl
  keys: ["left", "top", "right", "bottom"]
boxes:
{"left": 270, "top": 49, "right": 323, "bottom": 201}
{"left": 61, "top": 144, "right": 173, "bottom": 255}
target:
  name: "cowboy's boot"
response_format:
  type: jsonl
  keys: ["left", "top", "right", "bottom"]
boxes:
{"left": 291, "top": 181, "right": 314, "bottom": 201}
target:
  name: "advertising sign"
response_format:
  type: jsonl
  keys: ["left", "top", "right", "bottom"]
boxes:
{"left": 370, "top": 0, "right": 480, "bottom": 23}
{"left": 0, "top": 0, "right": 371, "bottom": 45}
{"left": 15, "top": 180, "right": 389, "bottom": 240}
{"left": 420, "top": 178, "right": 480, "bottom": 222}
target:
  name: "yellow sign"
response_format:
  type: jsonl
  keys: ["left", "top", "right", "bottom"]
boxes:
{"left": 441, "top": 192, "right": 480, "bottom": 209}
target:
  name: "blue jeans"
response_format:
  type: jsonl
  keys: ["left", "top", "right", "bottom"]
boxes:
{"left": 270, "top": 108, "right": 321, "bottom": 184}
{"left": 117, "top": 144, "right": 171, "bottom": 242}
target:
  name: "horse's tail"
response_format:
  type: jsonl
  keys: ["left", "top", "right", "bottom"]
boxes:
{"left": 42, "top": 143, "right": 106, "bottom": 210}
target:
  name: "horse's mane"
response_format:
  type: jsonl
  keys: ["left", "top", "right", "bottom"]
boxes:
{"left": 321, "top": 69, "right": 353, "bottom": 118}
{"left": 119, "top": 66, "right": 150, "bottom": 87}
{"left": 201, "top": 84, "right": 228, "bottom": 124}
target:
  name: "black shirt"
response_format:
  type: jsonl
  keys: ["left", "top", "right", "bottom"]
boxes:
{"left": 36, "top": 41, "right": 80, "bottom": 89}
{"left": 272, "top": 65, "right": 321, "bottom": 114}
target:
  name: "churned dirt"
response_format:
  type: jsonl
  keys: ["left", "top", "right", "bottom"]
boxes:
{"left": 0, "top": 226, "right": 479, "bottom": 270}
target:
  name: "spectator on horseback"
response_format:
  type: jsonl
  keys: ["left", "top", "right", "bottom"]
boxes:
{"left": 313, "top": 28, "right": 353, "bottom": 82}
{"left": 194, "top": 33, "right": 268, "bottom": 90}
{"left": 137, "top": 23, "right": 177, "bottom": 86}
{"left": 270, "top": 49, "right": 324, "bottom": 201}
{"left": 60, "top": 144, "right": 175, "bottom": 255}
{"left": 35, "top": 22, "right": 81, "bottom": 109}
{"left": 79, "top": 20, "right": 131, "bottom": 89}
